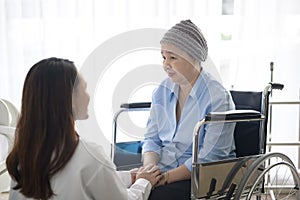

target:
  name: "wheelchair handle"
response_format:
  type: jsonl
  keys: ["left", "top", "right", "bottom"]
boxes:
{"left": 269, "top": 82, "right": 284, "bottom": 90}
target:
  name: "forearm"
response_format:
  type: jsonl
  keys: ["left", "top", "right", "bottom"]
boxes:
{"left": 142, "top": 152, "right": 159, "bottom": 166}
{"left": 116, "top": 171, "right": 132, "bottom": 187}
{"left": 128, "top": 179, "right": 152, "bottom": 200}
{"left": 165, "top": 165, "right": 191, "bottom": 184}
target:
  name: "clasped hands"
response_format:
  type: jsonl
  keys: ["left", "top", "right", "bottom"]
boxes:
{"left": 130, "top": 164, "right": 168, "bottom": 189}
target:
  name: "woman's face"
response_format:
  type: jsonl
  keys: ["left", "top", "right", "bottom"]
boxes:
{"left": 161, "top": 44, "right": 199, "bottom": 86}
{"left": 72, "top": 75, "right": 90, "bottom": 120}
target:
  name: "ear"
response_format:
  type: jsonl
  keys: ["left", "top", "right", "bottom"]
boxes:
{"left": 194, "top": 61, "right": 201, "bottom": 72}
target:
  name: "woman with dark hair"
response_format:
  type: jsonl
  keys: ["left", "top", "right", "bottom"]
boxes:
{"left": 6, "top": 57, "right": 161, "bottom": 200}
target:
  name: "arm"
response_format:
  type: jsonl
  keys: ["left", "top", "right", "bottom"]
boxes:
{"left": 142, "top": 99, "right": 163, "bottom": 165}
{"left": 142, "top": 151, "right": 159, "bottom": 166}
{"left": 86, "top": 164, "right": 159, "bottom": 200}
{"left": 197, "top": 89, "right": 236, "bottom": 163}
{"left": 83, "top": 142, "right": 157, "bottom": 200}
{"left": 165, "top": 165, "right": 190, "bottom": 184}
{"left": 128, "top": 165, "right": 162, "bottom": 199}
{"left": 116, "top": 171, "right": 133, "bottom": 188}
{"left": 155, "top": 165, "right": 191, "bottom": 187}
{"left": 182, "top": 84, "right": 236, "bottom": 173}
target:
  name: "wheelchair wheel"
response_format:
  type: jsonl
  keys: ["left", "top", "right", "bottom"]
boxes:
{"left": 234, "top": 152, "right": 300, "bottom": 200}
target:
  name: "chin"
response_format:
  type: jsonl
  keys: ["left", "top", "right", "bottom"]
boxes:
{"left": 170, "top": 78, "right": 180, "bottom": 84}
{"left": 81, "top": 114, "right": 89, "bottom": 120}
{"left": 75, "top": 113, "right": 89, "bottom": 120}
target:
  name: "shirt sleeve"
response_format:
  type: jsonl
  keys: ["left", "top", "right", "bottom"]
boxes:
{"left": 85, "top": 163, "right": 152, "bottom": 200}
{"left": 184, "top": 122, "right": 235, "bottom": 171}
{"left": 116, "top": 170, "right": 132, "bottom": 188}
{"left": 127, "top": 178, "right": 152, "bottom": 200}
{"left": 142, "top": 91, "right": 163, "bottom": 156}
{"left": 116, "top": 171, "right": 152, "bottom": 199}
{"left": 184, "top": 87, "right": 236, "bottom": 171}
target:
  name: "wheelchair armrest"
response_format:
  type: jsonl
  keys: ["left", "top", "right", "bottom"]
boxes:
{"left": 205, "top": 110, "right": 263, "bottom": 122}
{"left": 120, "top": 102, "right": 151, "bottom": 109}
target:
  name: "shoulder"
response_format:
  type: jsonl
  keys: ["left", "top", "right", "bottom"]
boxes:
{"left": 199, "top": 71, "right": 229, "bottom": 94}
{"left": 196, "top": 71, "right": 234, "bottom": 108}
{"left": 201, "top": 71, "right": 223, "bottom": 87}
{"left": 152, "top": 78, "right": 173, "bottom": 100}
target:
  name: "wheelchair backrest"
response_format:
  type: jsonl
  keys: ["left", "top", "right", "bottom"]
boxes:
{"left": 230, "top": 90, "right": 269, "bottom": 157}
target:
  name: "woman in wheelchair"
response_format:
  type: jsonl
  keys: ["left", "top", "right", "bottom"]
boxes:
{"left": 142, "top": 20, "right": 236, "bottom": 200}
{"left": 6, "top": 57, "right": 162, "bottom": 200}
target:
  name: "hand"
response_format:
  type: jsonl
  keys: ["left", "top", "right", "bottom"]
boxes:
{"left": 153, "top": 171, "right": 168, "bottom": 188}
{"left": 154, "top": 174, "right": 166, "bottom": 187}
{"left": 130, "top": 168, "right": 139, "bottom": 184}
{"left": 135, "top": 164, "right": 162, "bottom": 187}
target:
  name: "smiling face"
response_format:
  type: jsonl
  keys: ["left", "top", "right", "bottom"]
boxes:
{"left": 72, "top": 74, "right": 90, "bottom": 120}
{"left": 161, "top": 43, "right": 200, "bottom": 86}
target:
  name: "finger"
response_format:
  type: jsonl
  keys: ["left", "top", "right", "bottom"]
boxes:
{"left": 152, "top": 169, "right": 162, "bottom": 177}
{"left": 145, "top": 165, "right": 159, "bottom": 174}
{"left": 156, "top": 174, "right": 163, "bottom": 181}
{"left": 130, "top": 168, "right": 139, "bottom": 173}
{"left": 155, "top": 178, "right": 164, "bottom": 187}
{"left": 144, "top": 164, "right": 154, "bottom": 171}
{"left": 139, "top": 166, "right": 145, "bottom": 171}
{"left": 137, "top": 167, "right": 145, "bottom": 173}
{"left": 149, "top": 165, "right": 160, "bottom": 172}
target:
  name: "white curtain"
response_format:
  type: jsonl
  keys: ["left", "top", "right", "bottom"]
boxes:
{"left": 0, "top": 0, "right": 223, "bottom": 109}
{"left": 231, "top": 0, "right": 300, "bottom": 167}
{"left": 0, "top": 0, "right": 299, "bottom": 160}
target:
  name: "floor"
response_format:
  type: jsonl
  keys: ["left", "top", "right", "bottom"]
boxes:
{"left": 1, "top": 192, "right": 298, "bottom": 199}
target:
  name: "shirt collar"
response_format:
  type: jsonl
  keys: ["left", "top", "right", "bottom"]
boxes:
{"left": 169, "top": 83, "right": 178, "bottom": 102}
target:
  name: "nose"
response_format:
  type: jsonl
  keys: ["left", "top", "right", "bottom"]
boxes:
{"left": 163, "top": 57, "right": 169, "bottom": 66}
{"left": 163, "top": 63, "right": 171, "bottom": 72}
{"left": 163, "top": 59, "right": 171, "bottom": 70}
{"left": 86, "top": 92, "right": 90, "bottom": 103}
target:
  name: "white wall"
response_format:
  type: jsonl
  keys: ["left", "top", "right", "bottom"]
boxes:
{"left": 0, "top": 0, "right": 299, "bottom": 161}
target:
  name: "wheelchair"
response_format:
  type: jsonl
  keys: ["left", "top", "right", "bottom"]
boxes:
{"left": 112, "top": 83, "right": 300, "bottom": 199}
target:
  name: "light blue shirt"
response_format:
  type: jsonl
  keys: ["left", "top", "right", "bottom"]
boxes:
{"left": 142, "top": 70, "right": 236, "bottom": 172}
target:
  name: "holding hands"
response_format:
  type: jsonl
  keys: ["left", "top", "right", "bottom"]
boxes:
{"left": 130, "top": 165, "right": 163, "bottom": 187}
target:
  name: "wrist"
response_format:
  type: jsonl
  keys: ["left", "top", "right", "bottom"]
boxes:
{"left": 131, "top": 173, "right": 136, "bottom": 184}
{"left": 130, "top": 168, "right": 138, "bottom": 184}
{"left": 142, "top": 152, "right": 159, "bottom": 166}
{"left": 163, "top": 171, "right": 169, "bottom": 185}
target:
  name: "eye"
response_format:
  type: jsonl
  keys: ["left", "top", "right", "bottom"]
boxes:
{"left": 170, "top": 56, "right": 176, "bottom": 60}
{"left": 162, "top": 55, "right": 166, "bottom": 60}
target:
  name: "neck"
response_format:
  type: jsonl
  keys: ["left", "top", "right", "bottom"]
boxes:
{"left": 180, "top": 68, "right": 201, "bottom": 94}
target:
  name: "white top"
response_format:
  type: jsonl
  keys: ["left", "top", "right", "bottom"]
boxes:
{"left": 9, "top": 139, "right": 152, "bottom": 200}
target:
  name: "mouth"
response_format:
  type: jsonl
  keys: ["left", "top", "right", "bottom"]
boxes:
{"left": 166, "top": 70, "right": 176, "bottom": 77}
{"left": 167, "top": 73, "right": 175, "bottom": 77}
